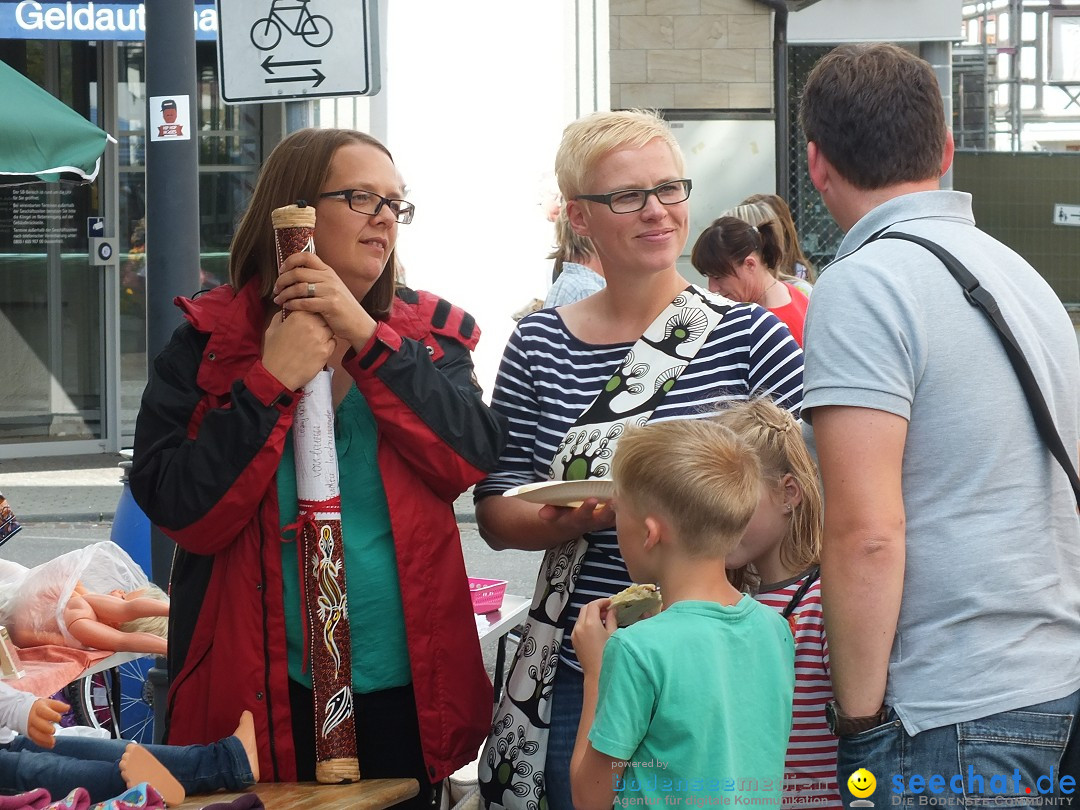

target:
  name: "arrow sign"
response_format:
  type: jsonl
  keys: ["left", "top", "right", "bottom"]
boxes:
{"left": 261, "top": 55, "right": 322, "bottom": 74}
{"left": 265, "top": 69, "right": 327, "bottom": 88}
{"left": 215, "top": 0, "right": 380, "bottom": 104}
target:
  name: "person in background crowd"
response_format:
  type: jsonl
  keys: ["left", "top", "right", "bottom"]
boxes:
{"left": 721, "top": 201, "right": 814, "bottom": 299}
{"left": 544, "top": 207, "right": 605, "bottom": 307}
{"left": 691, "top": 215, "right": 809, "bottom": 346}
{"left": 742, "top": 193, "right": 817, "bottom": 288}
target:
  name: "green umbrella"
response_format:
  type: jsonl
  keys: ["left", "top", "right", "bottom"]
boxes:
{"left": 0, "top": 58, "right": 113, "bottom": 185}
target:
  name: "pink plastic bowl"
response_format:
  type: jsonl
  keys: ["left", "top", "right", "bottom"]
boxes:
{"left": 469, "top": 577, "right": 508, "bottom": 614}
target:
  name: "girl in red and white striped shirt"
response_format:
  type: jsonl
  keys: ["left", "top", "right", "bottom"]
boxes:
{"left": 716, "top": 400, "right": 842, "bottom": 810}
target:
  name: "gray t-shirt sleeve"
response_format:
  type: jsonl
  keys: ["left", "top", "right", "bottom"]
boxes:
{"left": 801, "top": 252, "right": 928, "bottom": 421}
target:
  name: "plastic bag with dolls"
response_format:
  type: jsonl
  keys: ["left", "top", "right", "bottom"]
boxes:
{"left": 0, "top": 541, "right": 167, "bottom": 655}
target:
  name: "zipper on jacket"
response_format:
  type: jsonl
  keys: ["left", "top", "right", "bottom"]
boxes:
{"left": 257, "top": 507, "right": 282, "bottom": 782}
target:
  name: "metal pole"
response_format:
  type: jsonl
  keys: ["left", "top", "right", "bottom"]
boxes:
{"left": 923, "top": 41, "right": 953, "bottom": 189}
{"left": 145, "top": 0, "right": 200, "bottom": 589}
{"left": 755, "top": 0, "right": 790, "bottom": 198}
{"left": 983, "top": 3, "right": 991, "bottom": 147}
{"left": 145, "top": 0, "right": 200, "bottom": 744}
{"left": 1010, "top": 0, "right": 1023, "bottom": 150}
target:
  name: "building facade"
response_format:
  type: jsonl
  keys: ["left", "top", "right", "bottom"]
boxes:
{"left": 0, "top": 0, "right": 961, "bottom": 458}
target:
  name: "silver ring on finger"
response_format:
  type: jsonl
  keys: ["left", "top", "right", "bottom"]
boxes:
{"left": 306, "top": 282, "right": 316, "bottom": 298}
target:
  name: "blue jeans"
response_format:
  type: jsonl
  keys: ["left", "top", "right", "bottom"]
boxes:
{"left": 0, "top": 732, "right": 254, "bottom": 802}
{"left": 836, "top": 689, "right": 1080, "bottom": 809}
{"left": 544, "top": 662, "right": 584, "bottom": 810}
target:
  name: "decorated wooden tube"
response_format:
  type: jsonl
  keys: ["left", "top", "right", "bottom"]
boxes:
{"left": 271, "top": 201, "right": 316, "bottom": 267}
{"left": 270, "top": 202, "right": 360, "bottom": 784}
{"left": 272, "top": 202, "right": 316, "bottom": 322}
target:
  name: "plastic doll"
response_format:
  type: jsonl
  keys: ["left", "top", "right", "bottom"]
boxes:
{"left": 0, "top": 542, "right": 166, "bottom": 655}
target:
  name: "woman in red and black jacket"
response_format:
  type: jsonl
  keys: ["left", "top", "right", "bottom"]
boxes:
{"left": 130, "top": 128, "right": 506, "bottom": 807}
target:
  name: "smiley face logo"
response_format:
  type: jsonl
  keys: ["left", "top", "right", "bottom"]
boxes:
{"left": 848, "top": 768, "right": 877, "bottom": 798}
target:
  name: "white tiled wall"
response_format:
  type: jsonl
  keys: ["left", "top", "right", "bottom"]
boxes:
{"left": 610, "top": 0, "right": 773, "bottom": 111}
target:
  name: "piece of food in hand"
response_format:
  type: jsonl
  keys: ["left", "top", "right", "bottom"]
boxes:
{"left": 609, "top": 584, "right": 662, "bottom": 627}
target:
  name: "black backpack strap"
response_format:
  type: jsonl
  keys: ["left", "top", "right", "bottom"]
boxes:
{"left": 871, "top": 230, "right": 1080, "bottom": 507}
{"left": 782, "top": 566, "right": 820, "bottom": 619}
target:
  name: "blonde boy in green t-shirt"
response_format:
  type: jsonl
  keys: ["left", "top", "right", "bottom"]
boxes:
{"left": 570, "top": 418, "right": 795, "bottom": 810}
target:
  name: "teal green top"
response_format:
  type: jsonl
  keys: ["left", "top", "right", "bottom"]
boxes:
{"left": 590, "top": 599, "right": 794, "bottom": 804}
{"left": 278, "top": 385, "right": 411, "bottom": 693}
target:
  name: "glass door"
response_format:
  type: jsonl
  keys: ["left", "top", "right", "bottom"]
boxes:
{"left": 0, "top": 40, "right": 106, "bottom": 450}
{"left": 115, "top": 42, "right": 261, "bottom": 444}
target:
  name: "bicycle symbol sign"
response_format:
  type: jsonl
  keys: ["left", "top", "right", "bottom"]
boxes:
{"left": 215, "top": 0, "right": 379, "bottom": 104}
{"left": 250, "top": 0, "right": 333, "bottom": 50}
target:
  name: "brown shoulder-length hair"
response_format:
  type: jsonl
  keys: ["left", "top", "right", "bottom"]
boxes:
{"left": 229, "top": 128, "right": 399, "bottom": 318}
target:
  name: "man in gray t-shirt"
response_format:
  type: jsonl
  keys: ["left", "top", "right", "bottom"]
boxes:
{"left": 800, "top": 44, "right": 1080, "bottom": 801}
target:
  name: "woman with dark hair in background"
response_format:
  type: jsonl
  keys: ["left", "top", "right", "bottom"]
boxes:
{"left": 692, "top": 215, "right": 810, "bottom": 347}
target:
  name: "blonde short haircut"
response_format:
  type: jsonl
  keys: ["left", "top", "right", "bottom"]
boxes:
{"left": 612, "top": 419, "right": 761, "bottom": 558}
{"left": 555, "top": 109, "right": 685, "bottom": 201}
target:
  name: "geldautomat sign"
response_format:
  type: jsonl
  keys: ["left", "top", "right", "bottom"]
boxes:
{"left": 0, "top": 1, "right": 218, "bottom": 40}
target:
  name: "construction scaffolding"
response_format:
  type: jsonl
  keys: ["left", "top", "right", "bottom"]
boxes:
{"left": 956, "top": 0, "right": 1080, "bottom": 151}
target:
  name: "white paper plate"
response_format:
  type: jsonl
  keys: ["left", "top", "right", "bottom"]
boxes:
{"left": 502, "top": 479, "right": 615, "bottom": 508}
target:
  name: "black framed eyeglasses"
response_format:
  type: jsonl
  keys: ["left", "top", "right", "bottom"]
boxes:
{"left": 318, "top": 188, "right": 416, "bottom": 224}
{"left": 574, "top": 179, "right": 692, "bottom": 214}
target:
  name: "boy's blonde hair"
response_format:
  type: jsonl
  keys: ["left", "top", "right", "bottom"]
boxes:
{"left": 712, "top": 400, "right": 822, "bottom": 588}
{"left": 612, "top": 419, "right": 761, "bottom": 558}
{"left": 555, "top": 109, "right": 685, "bottom": 202}
{"left": 118, "top": 582, "right": 169, "bottom": 639}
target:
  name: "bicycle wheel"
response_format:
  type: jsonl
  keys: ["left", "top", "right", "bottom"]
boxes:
{"left": 250, "top": 17, "right": 281, "bottom": 50}
{"left": 301, "top": 15, "right": 333, "bottom": 47}
{"left": 115, "top": 656, "right": 155, "bottom": 744}
{"left": 65, "top": 673, "right": 113, "bottom": 733}
{"left": 64, "top": 659, "right": 156, "bottom": 743}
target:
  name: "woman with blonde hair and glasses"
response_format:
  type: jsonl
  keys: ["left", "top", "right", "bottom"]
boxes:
{"left": 475, "top": 109, "right": 803, "bottom": 809}
{"left": 131, "top": 128, "right": 505, "bottom": 807}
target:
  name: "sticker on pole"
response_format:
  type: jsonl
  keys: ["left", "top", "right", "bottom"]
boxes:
{"left": 215, "top": 0, "right": 381, "bottom": 104}
{"left": 149, "top": 96, "right": 192, "bottom": 141}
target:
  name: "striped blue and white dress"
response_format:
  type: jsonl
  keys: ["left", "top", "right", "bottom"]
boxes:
{"left": 474, "top": 298, "right": 804, "bottom": 671}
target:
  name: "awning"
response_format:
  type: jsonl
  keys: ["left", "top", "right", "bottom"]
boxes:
{"left": 0, "top": 58, "right": 114, "bottom": 185}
